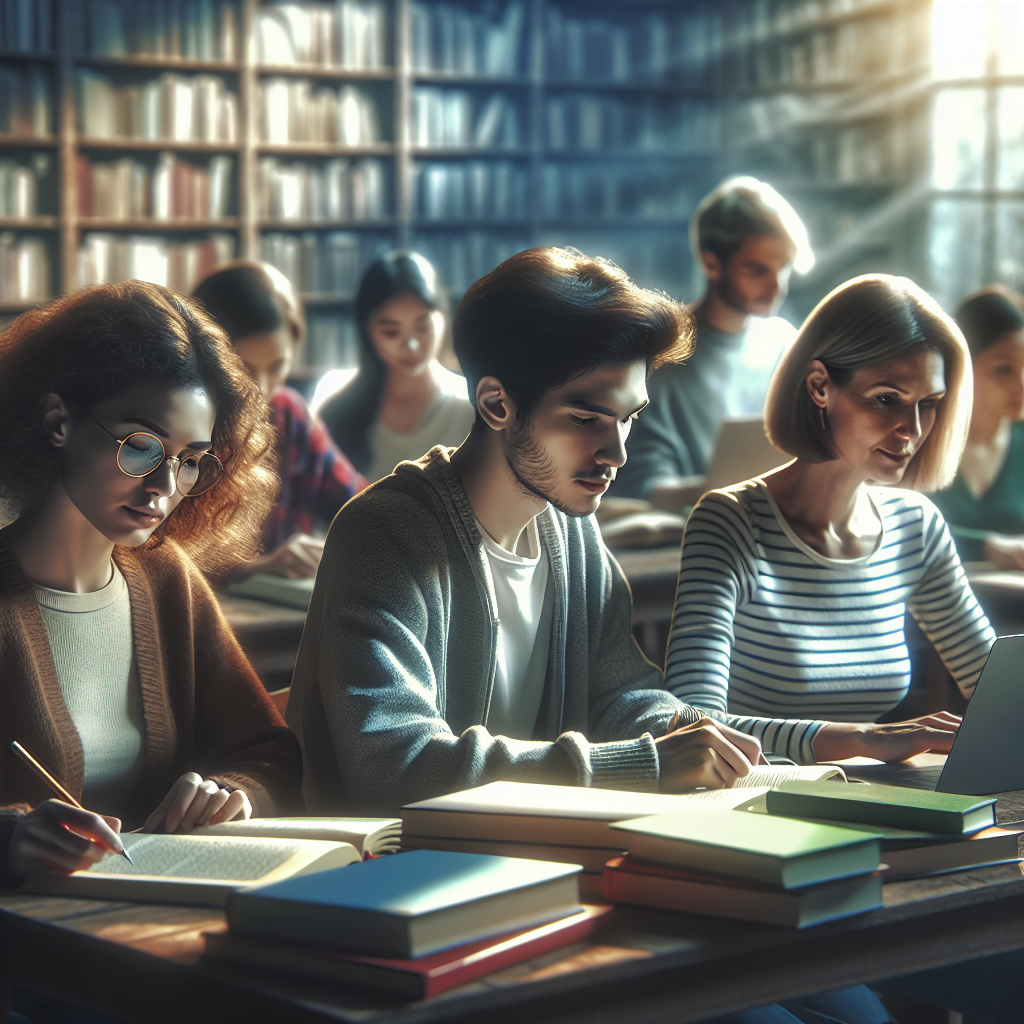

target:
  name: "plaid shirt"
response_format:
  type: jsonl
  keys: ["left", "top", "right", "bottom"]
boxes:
{"left": 263, "top": 386, "right": 368, "bottom": 552}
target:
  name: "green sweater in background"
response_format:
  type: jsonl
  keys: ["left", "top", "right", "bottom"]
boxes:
{"left": 930, "top": 420, "right": 1024, "bottom": 561}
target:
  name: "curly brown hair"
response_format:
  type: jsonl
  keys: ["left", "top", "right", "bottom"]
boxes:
{"left": 0, "top": 281, "right": 278, "bottom": 573}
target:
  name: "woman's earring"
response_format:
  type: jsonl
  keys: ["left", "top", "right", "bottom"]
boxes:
{"left": 818, "top": 406, "right": 827, "bottom": 432}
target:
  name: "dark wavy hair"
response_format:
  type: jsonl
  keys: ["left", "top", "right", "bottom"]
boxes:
{"left": 318, "top": 251, "right": 448, "bottom": 474}
{"left": 0, "top": 281, "right": 278, "bottom": 573}
{"left": 454, "top": 247, "right": 694, "bottom": 424}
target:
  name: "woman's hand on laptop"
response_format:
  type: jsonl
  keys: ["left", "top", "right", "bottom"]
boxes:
{"left": 656, "top": 717, "right": 763, "bottom": 791}
{"left": 812, "top": 712, "right": 962, "bottom": 763}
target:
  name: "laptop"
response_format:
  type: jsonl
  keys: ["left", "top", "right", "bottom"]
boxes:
{"left": 703, "top": 416, "right": 790, "bottom": 492}
{"left": 846, "top": 634, "right": 1024, "bottom": 795}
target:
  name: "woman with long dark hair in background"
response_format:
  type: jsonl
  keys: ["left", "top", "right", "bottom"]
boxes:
{"left": 193, "top": 261, "right": 367, "bottom": 582}
{"left": 318, "top": 251, "right": 476, "bottom": 482}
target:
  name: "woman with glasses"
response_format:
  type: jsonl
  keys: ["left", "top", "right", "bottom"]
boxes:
{"left": 0, "top": 280, "right": 302, "bottom": 882}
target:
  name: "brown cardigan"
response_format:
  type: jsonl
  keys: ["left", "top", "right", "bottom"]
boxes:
{"left": 0, "top": 532, "right": 303, "bottom": 867}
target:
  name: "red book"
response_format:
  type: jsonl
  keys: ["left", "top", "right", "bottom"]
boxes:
{"left": 204, "top": 904, "right": 613, "bottom": 999}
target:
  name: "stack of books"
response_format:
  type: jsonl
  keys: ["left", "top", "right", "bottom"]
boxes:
{"left": 762, "top": 782, "right": 1020, "bottom": 882}
{"left": 206, "top": 849, "right": 612, "bottom": 998}
{"left": 401, "top": 777, "right": 838, "bottom": 896}
{"left": 606, "top": 809, "right": 884, "bottom": 928}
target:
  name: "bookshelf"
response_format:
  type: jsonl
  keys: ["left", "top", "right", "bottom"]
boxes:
{"left": 0, "top": 0, "right": 735, "bottom": 366}
{"left": 4, "top": 0, "right": 1010, "bottom": 366}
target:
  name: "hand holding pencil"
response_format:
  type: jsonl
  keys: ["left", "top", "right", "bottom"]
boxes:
{"left": 6, "top": 741, "right": 133, "bottom": 879}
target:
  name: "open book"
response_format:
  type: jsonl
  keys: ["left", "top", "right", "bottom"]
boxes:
{"left": 190, "top": 817, "right": 402, "bottom": 857}
{"left": 23, "top": 832, "right": 360, "bottom": 908}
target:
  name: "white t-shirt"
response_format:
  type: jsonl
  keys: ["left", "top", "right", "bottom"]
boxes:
{"left": 476, "top": 512, "right": 554, "bottom": 741}
{"left": 368, "top": 365, "right": 477, "bottom": 481}
{"left": 33, "top": 565, "right": 145, "bottom": 813}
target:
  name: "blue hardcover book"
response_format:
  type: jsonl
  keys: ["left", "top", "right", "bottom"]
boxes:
{"left": 227, "top": 850, "right": 582, "bottom": 959}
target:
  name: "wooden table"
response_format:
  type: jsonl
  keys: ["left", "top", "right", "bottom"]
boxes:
{"left": 2, "top": 791, "right": 1022, "bottom": 1024}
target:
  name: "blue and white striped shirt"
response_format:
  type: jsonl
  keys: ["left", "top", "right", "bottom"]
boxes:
{"left": 664, "top": 480, "right": 995, "bottom": 764}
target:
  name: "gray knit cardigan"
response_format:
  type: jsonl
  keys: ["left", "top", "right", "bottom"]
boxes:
{"left": 286, "top": 446, "right": 701, "bottom": 815}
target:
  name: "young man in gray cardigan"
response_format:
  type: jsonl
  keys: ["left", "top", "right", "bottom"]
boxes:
{"left": 287, "top": 246, "right": 763, "bottom": 818}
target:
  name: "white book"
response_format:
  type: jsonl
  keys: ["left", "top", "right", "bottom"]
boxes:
{"left": 403, "top": 771, "right": 846, "bottom": 849}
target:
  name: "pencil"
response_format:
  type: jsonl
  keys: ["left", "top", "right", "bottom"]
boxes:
{"left": 9, "top": 740, "right": 135, "bottom": 867}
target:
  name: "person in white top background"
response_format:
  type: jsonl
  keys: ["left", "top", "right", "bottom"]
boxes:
{"left": 316, "top": 250, "right": 477, "bottom": 483}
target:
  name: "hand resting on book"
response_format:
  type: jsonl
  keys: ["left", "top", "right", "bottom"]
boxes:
{"left": 142, "top": 772, "right": 252, "bottom": 834}
{"left": 8, "top": 799, "right": 126, "bottom": 877}
{"left": 655, "top": 717, "right": 763, "bottom": 791}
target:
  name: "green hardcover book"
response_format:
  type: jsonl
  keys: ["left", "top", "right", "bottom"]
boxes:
{"left": 765, "top": 782, "right": 996, "bottom": 836}
{"left": 610, "top": 809, "right": 880, "bottom": 889}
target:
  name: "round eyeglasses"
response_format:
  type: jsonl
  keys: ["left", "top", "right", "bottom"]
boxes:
{"left": 84, "top": 410, "right": 224, "bottom": 497}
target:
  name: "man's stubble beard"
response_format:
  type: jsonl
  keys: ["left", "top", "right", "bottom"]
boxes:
{"left": 504, "top": 421, "right": 593, "bottom": 519}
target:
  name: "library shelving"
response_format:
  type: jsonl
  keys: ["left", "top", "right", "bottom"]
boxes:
{"left": 2, "top": 0, "right": 1010, "bottom": 363}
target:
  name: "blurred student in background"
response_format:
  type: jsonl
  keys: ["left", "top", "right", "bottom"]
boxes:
{"left": 929, "top": 286, "right": 1024, "bottom": 569}
{"left": 193, "top": 262, "right": 366, "bottom": 581}
{"left": 613, "top": 177, "right": 813, "bottom": 506}
{"left": 0, "top": 282, "right": 302, "bottom": 883}
{"left": 317, "top": 251, "right": 476, "bottom": 482}
{"left": 664, "top": 275, "right": 992, "bottom": 765}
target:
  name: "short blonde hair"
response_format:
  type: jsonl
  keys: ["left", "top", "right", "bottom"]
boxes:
{"left": 764, "top": 274, "right": 972, "bottom": 493}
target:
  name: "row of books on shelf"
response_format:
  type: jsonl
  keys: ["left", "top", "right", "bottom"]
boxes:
{"left": 306, "top": 311, "right": 359, "bottom": 370}
{"left": 260, "top": 228, "right": 388, "bottom": 297}
{"left": 259, "top": 156, "right": 387, "bottom": 222}
{"left": 75, "top": 0, "right": 237, "bottom": 61}
{"left": 255, "top": 0, "right": 388, "bottom": 71}
{"left": 77, "top": 70, "right": 238, "bottom": 143}
{"left": 410, "top": 1, "right": 524, "bottom": 78}
{"left": 412, "top": 88, "right": 518, "bottom": 150}
{"left": 540, "top": 164, "right": 693, "bottom": 221}
{"left": 412, "top": 230, "right": 526, "bottom": 297}
{"left": 261, "top": 79, "right": 381, "bottom": 147}
{"left": 0, "top": 232, "right": 48, "bottom": 301}
{"left": 0, "top": 64, "right": 51, "bottom": 138}
{"left": 734, "top": 4, "right": 929, "bottom": 90}
{"left": 76, "top": 153, "right": 233, "bottom": 221}
{"left": 0, "top": 0, "right": 51, "bottom": 52}
{"left": 544, "top": 6, "right": 722, "bottom": 85}
{"left": 77, "top": 230, "right": 235, "bottom": 293}
{"left": 258, "top": 155, "right": 385, "bottom": 222}
{"left": 547, "top": 95, "right": 718, "bottom": 154}
{"left": 415, "top": 161, "right": 526, "bottom": 222}
{"left": 0, "top": 154, "right": 51, "bottom": 218}
{"left": 739, "top": 94, "right": 926, "bottom": 181}
{"left": 740, "top": 0, "right": 903, "bottom": 40}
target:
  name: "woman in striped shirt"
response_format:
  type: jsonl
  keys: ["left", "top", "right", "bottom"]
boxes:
{"left": 665, "top": 274, "right": 995, "bottom": 765}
